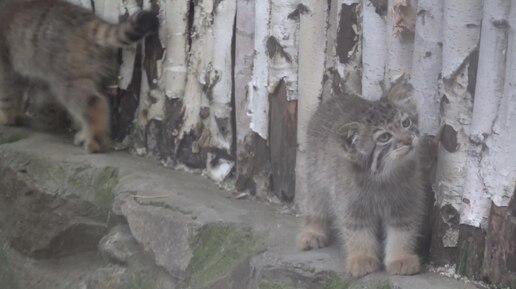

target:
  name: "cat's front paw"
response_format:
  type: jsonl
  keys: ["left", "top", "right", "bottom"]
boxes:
{"left": 385, "top": 254, "right": 420, "bottom": 275}
{"left": 297, "top": 228, "right": 329, "bottom": 251}
{"left": 346, "top": 255, "right": 380, "bottom": 277}
{"left": 84, "top": 132, "right": 111, "bottom": 153}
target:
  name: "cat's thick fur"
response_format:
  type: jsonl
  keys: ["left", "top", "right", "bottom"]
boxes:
{"left": 297, "top": 78, "right": 425, "bottom": 277}
{"left": 0, "top": 0, "right": 159, "bottom": 152}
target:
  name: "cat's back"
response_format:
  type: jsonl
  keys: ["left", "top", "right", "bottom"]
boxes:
{"left": 1, "top": 0, "right": 108, "bottom": 80}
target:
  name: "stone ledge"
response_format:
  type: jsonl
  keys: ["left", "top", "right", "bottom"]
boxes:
{"left": 0, "top": 127, "right": 484, "bottom": 289}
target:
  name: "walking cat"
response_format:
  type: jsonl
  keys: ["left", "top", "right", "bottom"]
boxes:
{"left": 0, "top": 0, "right": 159, "bottom": 152}
{"left": 297, "top": 78, "right": 425, "bottom": 277}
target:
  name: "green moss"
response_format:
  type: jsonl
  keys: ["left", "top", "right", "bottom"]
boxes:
{"left": 9, "top": 153, "right": 118, "bottom": 216}
{"left": 258, "top": 281, "right": 294, "bottom": 289}
{"left": 319, "top": 276, "right": 350, "bottom": 289}
{"left": 189, "top": 223, "right": 262, "bottom": 288}
{"left": 0, "top": 129, "right": 29, "bottom": 145}
{"left": 130, "top": 272, "right": 155, "bottom": 289}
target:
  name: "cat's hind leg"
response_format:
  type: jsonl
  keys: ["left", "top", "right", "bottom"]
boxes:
{"left": 54, "top": 79, "right": 111, "bottom": 153}
{"left": 297, "top": 177, "right": 331, "bottom": 250}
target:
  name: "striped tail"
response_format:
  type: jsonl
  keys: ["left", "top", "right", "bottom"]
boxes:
{"left": 91, "top": 11, "right": 159, "bottom": 48}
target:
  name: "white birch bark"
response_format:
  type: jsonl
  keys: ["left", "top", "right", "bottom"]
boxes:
{"left": 362, "top": 0, "right": 386, "bottom": 100}
{"left": 68, "top": 0, "right": 93, "bottom": 10}
{"left": 234, "top": 0, "right": 255, "bottom": 159}
{"left": 410, "top": 0, "right": 443, "bottom": 135}
{"left": 206, "top": 0, "right": 235, "bottom": 152}
{"left": 484, "top": 2, "right": 516, "bottom": 207}
{"left": 384, "top": 0, "right": 416, "bottom": 87}
{"left": 460, "top": 0, "right": 513, "bottom": 228}
{"left": 295, "top": 1, "right": 329, "bottom": 205}
{"left": 267, "top": 0, "right": 300, "bottom": 100}
{"left": 181, "top": 0, "right": 236, "bottom": 181}
{"left": 433, "top": 0, "right": 482, "bottom": 221}
{"left": 162, "top": 0, "right": 188, "bottom": 100}
{"left": 248, "top": 1, "right": 271, "bottom": 140}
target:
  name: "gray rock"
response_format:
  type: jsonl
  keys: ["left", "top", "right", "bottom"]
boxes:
{"left": 121, "top": 199, "right": 193, "bottom": 280}
{"left": 98, "top": 225, "right": 139, "bottom": 264}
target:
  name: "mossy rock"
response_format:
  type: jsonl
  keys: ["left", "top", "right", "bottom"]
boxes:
{"left": 7, "top": 153, "right": 118, "bottom": 216}
{"left": 189, "top": 223, "right": 263, "bottom": 288}
{"left": 0, "top": 129, "right": 29, "bottom": 145}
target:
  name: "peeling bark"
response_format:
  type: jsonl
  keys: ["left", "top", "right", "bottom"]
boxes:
{"left": 234, "top": 0, "right": 260, "bottom": 193}
{"left": 248, "top": 0, "right": 271, "bottom": 140}
{"left": 384, "top": 0, "right": 416, "bottom": 86}
{"left": 267, "top": 0, "right": 300, "bottom": 101}
{"left": 461, "top": 0, "right": 510, "bottom": 228}
{"left": 477, "top": 0, "right": 516, "bottom": 209}
{"left": 431, "top": 0, "right": 482, "bottom": 267}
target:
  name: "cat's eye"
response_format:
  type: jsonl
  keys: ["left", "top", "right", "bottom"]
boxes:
{"left": 402, "top": 118, "right": 411, "bottom": 128}
{"left": 377, "top": 132, "right": 392, "bottom": 143}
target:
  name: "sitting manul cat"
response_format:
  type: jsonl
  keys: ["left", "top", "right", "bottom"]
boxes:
{"left": 0, "top": 0, "right": 159, "bottom": 152}
{"left": 297, "top": 78, "right": 425, "bottom": 277}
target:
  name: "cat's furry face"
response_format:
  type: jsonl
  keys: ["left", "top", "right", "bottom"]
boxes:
{"left": 335, "top": 99, "right": 419, "bottom": 177}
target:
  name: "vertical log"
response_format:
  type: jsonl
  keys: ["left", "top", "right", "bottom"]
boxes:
{"left": 461, "top": 0, "right": 510, "bottom": 229}
{"left": 384, "top": 0, "right": 416, "bottom": 86}
{"left": 431, "top": 0, "right": 482, "bottom": 266}
{"left": 296, "top": 0, "right": 329, "bottom": 205}
{"left": 267, "top": 0, "right": 300, "bottom": 201}
{"left": 269, "top": 81, "right": 297, "bottom": 201}
{"left": 234, "top": 0, "right": 267, "bottom": 194}
{"left": 362, "top": 0, "right": 387, "bottom": 100}
{"left": 162, "top": 0, "right": 189, "bottom": 100}
{"left": 479, "top": 4, "right": 516, "bottom": 284}
{"left": 482, "top": 190, "right": 516, "bottom": 287}
{"left": 248, "top": 1, "right": 271, "bottom": 140}
{"left": 410, "top": 0, "right": 443, "bottom": 135}
{"left": 476, "top": 0, "right": 516, "bottom": 210}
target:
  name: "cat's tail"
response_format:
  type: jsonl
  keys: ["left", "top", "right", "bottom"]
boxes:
{"left": 90, "top": 11, "right": 159, "bottom": 48}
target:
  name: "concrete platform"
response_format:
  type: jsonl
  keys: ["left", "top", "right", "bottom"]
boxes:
{"left": 0, "top": 127, "right": 486, "bottom": 289}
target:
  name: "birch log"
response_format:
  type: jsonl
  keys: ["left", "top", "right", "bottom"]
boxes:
{"left": 362, "top": 0, "right": 386, "bottom": 100}
{"left": 384, "top": 0, "right": 416, "bottom": 87}
{"left": 431, "top": 0, "right": 482, "bottom": 266}
{"left": 248, "top": 1, "right": 271, "bottom": 140}
{"left": 410, "top": 0, "right": 443, "bottom": 135}
{"left": 295, "top": 1, "right": 329, "bottom": 205}
{"left": 477, "top": 3, "right": 516, "bottom": 285}
{"left": 461, "top": 0, "right": 510, "bottom": 229}
{"left": 268, "top": 0, "right": 300, "bottom": 200}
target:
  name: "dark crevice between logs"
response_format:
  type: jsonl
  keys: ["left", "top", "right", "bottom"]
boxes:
{"left": 111, "top": 44, "right": 142, "bottom": 142}
{"left": 269, "top": 80, "right": 297, "bottom": 202}
{"left": 337, "top": 3, "right": 358, "bottom": 64}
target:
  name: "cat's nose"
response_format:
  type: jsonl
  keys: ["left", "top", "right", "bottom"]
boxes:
{"left": 399, "top": 134, "right": 413, "bottom": 146}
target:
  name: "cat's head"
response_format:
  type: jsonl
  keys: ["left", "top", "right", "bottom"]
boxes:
{"left": 335, "top": 77, "right": 419, "bottom": 177}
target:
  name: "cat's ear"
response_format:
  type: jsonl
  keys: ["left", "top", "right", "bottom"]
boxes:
{"left": 336, "top": 122, "right": 361, "bottom": 152}
{"left": 383, "top": 74, "right": 416, "bottom": 112}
